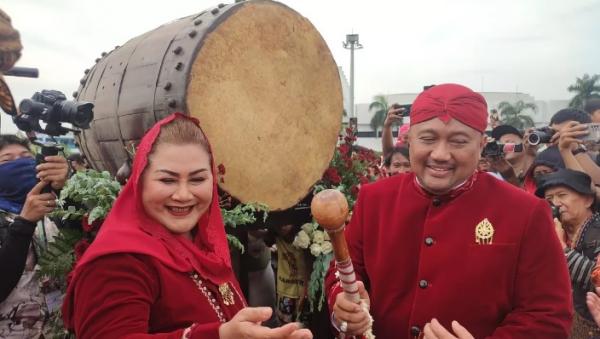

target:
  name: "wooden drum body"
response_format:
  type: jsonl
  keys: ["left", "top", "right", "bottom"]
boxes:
{"left": 75, "top": 0, "right": 342, "bottom": 210}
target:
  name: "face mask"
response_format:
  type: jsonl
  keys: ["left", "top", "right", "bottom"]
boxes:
{"left": 0, "top": 157, "right": 38, "bottom": 214}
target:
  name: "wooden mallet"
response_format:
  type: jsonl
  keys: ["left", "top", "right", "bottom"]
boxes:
{"left": 311, "top": 189, "right": 358, "bottom": 303}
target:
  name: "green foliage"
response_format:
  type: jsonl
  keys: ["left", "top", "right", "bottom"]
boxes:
{"left": 222, "top": 202, "right": 269, "bottom": 228}
{"left": 308, "top": 252, "right": 333, "bottom": 312}
{"left": 45, "top": 309, "right": 74, "bottom": 339}
{"left": 227, "top": 234, "right": 245, "bottom": 254}
{"left": 222, "top": 202, "right": 269, "bottom": 252}
{"left": 51, "top": 170, "right": 121, "bottom": 223}
{"left": 369, "top": 95, "right": 389, "bottom": 138}
{"left": 568, "top": 74, "right": 600, "bottom": 110}
{"left": 37, "top": 228, "right": 82, "bottom": 286}
{"left": 497, "top": 100, "right": 537, "bottom": 130}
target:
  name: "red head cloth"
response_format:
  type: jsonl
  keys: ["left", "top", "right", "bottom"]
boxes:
{"left": 410, "top": 83, "right": 488, "bottom": 133}
{"left": 62, "top": 113, "right": 239, "bottom": 327}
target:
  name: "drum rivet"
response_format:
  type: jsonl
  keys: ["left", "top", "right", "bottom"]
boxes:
{"left": 218, "top": 3, "right": 226, "bottom": 8}
{"left": 101, "top": 52, "right": 107, "bottom": 57}
{"left": 84, "top": 69, "right": 90, "bottom": 74}
{"left": 164, "top": 82, "right": 172, "bottom": 91}
{"left": 95, "top": 58, "right": 101, "bottom": 63}
{"left": 173, "top": 46, "right": 183, "bottom": 55}
{"left": 194, "top": 19, "right": 203, "bottom": 25}
{"left": 80, "top": 78, "right": 86, "bottom": 85}
{"left": 72, "top": 91, "right": 78, "bottom": 98}
{"left": 168, "top": 99, "right": 177, "bottom": 108}
{"left": 188, "top": 30, "right": 197, "bottom": 38}
{"left": 175, "top": 62, "right": 184, "bottom": 71}
{"left": 211, "top": 8, "right": 219, "bottom": 15}
{"left": 115, "top": 45, "right": 120, "bottom": 49}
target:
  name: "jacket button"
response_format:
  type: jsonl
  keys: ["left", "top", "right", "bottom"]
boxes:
{"left": 425, "top": 237, "right": 434, "bottom": 246}
{"left": 432, "top": 198, "right": 441, "bottom": 207}
{"left": 411, "top": 325, "right": 421, "bottom": 337}
{"left": 419, "top": 279, "right": 428, "bottom": 289}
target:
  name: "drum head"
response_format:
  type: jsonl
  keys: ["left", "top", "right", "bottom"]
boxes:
{"left": 187, "top": 1, "right": 342, "bottom": 210}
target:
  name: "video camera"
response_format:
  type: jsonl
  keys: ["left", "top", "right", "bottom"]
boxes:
{"left": 13, "top": 90, "right": 94, "bottom": 136}
{"left": 481, "top": 141, "right": 523, "bottom": 158}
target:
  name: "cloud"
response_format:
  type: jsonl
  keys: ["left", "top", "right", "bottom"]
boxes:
{"left": 1, "top": 0, "right": 599, "bottom": 133}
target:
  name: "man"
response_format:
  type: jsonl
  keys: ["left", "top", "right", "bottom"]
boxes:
{"left": 0, "top": 135, "right": 69, "bottom": 338}
{"left": 488, "top": 124, "right": 536, "bottom": 192}
{"left": 325, "top": 84, "right": 572, "bottom": 338}
{"left": 382, "top": 106, "right": 410, "bottom": 158}
{"left": 584, "top": 98, "right": 600, "bottom": 123}
{"left": 549, "top": 108, "right": 600, "bottom": 186}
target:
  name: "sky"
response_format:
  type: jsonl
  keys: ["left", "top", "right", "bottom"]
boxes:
{"left": 1, "top": 0, "right": 599, "bottom": 133}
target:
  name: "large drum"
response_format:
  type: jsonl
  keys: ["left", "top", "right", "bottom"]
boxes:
{"left": 75, "top": 0, "right": 342, "bottom": 211}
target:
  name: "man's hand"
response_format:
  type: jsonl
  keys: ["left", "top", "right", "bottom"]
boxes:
{"left": 423, "top": 319, "right": 474, "bottom": 339}
{"left": 36, "top": 155, "right": 69, "bottom": 190}
{"left": 219, "top": 307, "right": 312, "bottom": 339}
{"left": 551, "top": 121, "right": 588, "bottom": 152}
{"left": 384, "top": 106, "right": 404, "bottom": 128}
{"left": 332, "top": 281, "right": 371, "bottom": 336}
{"left": 19, "top": 180, "right": 57, "bottom": 223}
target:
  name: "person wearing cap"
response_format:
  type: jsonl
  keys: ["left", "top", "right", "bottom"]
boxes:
{"left": 325, "top": 83, "right": 572, "bottom": 339}
{"left": 531, "top": 146, "right": 565, "bottom": 182}
{"left": 536, "top": 169, "right": 600, "bottom": 338}
{"left": 487, "top": 124, "right": 537, "bottom": 192}
{"left": 550, "top": 108, "right": 600, "bottom": 186}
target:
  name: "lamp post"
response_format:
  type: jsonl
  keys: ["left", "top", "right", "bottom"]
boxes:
{"left": 343, "top": 34, "right": 363, "bottom": 122}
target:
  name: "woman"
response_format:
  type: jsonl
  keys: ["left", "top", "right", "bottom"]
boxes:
{"left": 62, "top": 114, "right": 311, "bottom": 339}
{"left": 536, "top": 168, "right": 600, "bottom": 338}
{"left": 382, "top": 146, "right": 411, "bottom": 177}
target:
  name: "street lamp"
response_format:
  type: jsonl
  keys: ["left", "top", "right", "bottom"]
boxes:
{"left": 343, "top": 34, "right": 363, "bottom": 122}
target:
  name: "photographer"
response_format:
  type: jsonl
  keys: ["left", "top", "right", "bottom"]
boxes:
{"left": 381, "top": 105, "right": 409, "bottom": 158}
{"left": 547, "top": 109, "right": 600, "bottom": 186}
{"left": 487, "top": 125, "right": 537, "bottom": 192}
{"left": 0, "top": 136, "right": 68, "bottom": 333}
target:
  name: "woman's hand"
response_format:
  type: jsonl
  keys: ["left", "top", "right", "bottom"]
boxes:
{"left": 219, "top": 307, "right": 312, "bottom": 339}
{"left": 553, "top": 218, "right": 567, "bottom": 249}
{"left": 587, "top": 287, "right": 600, "bottom": 328}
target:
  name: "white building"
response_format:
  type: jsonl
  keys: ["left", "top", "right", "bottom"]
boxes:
{"left": 343, "top": 89, "right": 569, "bottom": 152}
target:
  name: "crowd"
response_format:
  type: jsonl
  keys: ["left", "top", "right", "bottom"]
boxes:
{"left": 4, "top": 7, "right": 600, "bottom": 339}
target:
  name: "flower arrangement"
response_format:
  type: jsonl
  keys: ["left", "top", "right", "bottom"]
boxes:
{"left": 294, "top": 126, "right": 381, "bottom": 311}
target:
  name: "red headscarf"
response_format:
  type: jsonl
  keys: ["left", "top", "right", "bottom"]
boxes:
{"left": 410, "top": 83, "right": 488, "bottom": 133}
{"left": 62, "top": 113, "right": 237, "bottom": 326}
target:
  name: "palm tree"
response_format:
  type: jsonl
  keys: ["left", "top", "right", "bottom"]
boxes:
{"left": 369, "top": 95, "right": 388, "bottom": 138}
{"left": 497, "top": 100, "right": 536, "bottom": 130}
{"left": 568, "top": 74, "right": 600, "bottom": 109}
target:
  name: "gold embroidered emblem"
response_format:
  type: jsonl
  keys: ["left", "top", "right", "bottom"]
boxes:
{"left": 475, "top": 218, "right": 494, "bottom": 244}
{"left": 219, "top": 283, "right": 235, "bottom": 306}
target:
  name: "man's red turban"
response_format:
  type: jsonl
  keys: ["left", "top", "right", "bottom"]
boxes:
{"left": 410, "top": 83, "right": 488, "bottom": 133}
